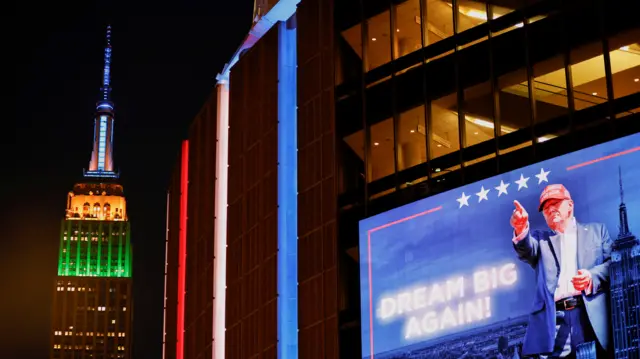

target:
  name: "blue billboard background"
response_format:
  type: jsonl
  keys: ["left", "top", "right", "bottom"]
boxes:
{"left": 359, "top": 133, "right": 640, "bottom": 359}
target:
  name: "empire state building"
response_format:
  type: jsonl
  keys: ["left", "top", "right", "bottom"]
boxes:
{"left": 50, "top": 26, "right": 132, "bottom": 359}
{"left": 610, "top": 167, "right": 640, "bottom": 359}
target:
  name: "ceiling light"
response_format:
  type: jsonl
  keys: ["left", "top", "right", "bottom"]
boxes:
{"left": 374, "top": 142, "right": 379, "bottom": 146}
{"left": 592, "top": 92, "right": 598, "bottom": 96}
{"left": 372, "top": 38, "right": 377, "bottom": 41}
{"left": 538, "top": 134, "right": 557, "bottom": 143}
{"left": 432, "top": 133, "right": 451, "bottom": 148}
{"left": 457, "top": 6, "right": 488, "bottom": 21}
{"left": 410, "top": 129, "right": 415, "bottom": 133}
{"left": 620, "top": 46, "right": 630, "bottom": 51}
{"left": 435, "top": 168, "right": 441, "bottom": 172}
{"left": 396, "top": 29, "right": 400, "bottom": 32}
{"left": 466, "top": 117, "right": 494, "bottom": 129}
{"left": 635, "top": 78, "right": 639, "bottom": 82}
{"left": 464, "top": 115, "right": 515, "bottom": 134}
{"left": 474, "top": 132, "right": 479, "bottom": 135}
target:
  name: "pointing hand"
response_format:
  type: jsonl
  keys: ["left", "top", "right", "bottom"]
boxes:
{"left": 510, "top": 200, "right": 529, "bottom": 235}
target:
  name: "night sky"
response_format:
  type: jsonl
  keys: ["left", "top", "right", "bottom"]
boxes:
{"left": 4, "top": 2, "right": 253, "bottom": 357}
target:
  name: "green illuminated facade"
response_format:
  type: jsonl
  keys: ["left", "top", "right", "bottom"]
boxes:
{"left": 57, "top": 219, "right": 132, "bottom": 277}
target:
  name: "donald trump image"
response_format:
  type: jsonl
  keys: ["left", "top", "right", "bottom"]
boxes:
{"left": 510, "top": 184, "right": 612, "bottom": 358}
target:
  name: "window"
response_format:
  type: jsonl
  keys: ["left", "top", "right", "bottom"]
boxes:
{"left": 393, "top": 0, "right": 423, "bottom": 59}
{"left": 104, "top": 203, "right": 111, "bottom": 219}
{"left": 397, "top": 105, "right": 427, "bottom": 171}
{"left": 425, "top": 0, "right": 454, "bottom": 46}
{"left": 497, "top": 65, "right": 533, "bottom": 155}
{"left": 570, "top": 42, "right": 607, "bottom": 110}
{"left": 430, "top": 92, "right": 460, "bottom": 160}
{"left": 495, "top": 26, "right": 533, "bottom": 156}
{"left": 532, "top": 54, "right": 569, "bottom": 129}
{"left": 490, "top": 0, "right": 520, "bottom": 19}
{"left": 368, "top": 118, "right": 396, "bottom": 182}
{"left": 608, "top": 28, "right": 640, "bottom": 117}
{"left": 366, "top": 9, "right": 392, "bottom": 71}
{"left": 457, "top": 0, "right": 488, "bottom": 33}
{"left": 462, "top": 80, "right": 496, "bottom": 166}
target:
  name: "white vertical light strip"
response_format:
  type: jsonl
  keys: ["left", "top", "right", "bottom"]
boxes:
{"left": 162, "top": 191, "right": 170, "bottom": 359}
{"left": 213, "top": 78, "right": 229, "bottom": 359}
{"left": 107, "top": 119, "right": 114, "bottom": 172}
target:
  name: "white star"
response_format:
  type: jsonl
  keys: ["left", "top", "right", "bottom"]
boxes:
{"left": 495, "top": 180, "right": 510, "bottom": 197}
{"left": 476, "top": 186, "right": 490, "bottom": 202}
{"left": 535, "top": 168, "right": 551, "bottom": 184}
{"left": 457, "top": 192, "right": 471, "bottom": 208}
{"left": 515, "top": 174, "right": 530, "bottom": 191}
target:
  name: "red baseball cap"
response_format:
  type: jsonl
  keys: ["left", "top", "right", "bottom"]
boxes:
{"left": 538, "top": 184, "right": 572, "bottom": 212}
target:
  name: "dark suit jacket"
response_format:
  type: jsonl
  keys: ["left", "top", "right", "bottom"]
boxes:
{"left": 513, "top": 221, "right": 612, "bottom": 356}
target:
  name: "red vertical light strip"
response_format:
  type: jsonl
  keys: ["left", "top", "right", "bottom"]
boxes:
{"left": 177, "top": 140, "right": 189, "bottom": 359}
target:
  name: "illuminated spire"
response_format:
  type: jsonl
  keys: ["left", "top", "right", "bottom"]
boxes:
{"left": 86, "top": 25, "right": 118, "bottom": 179}
{"left": 100, "top": 25, "right": 113, "bottom": 104}
{"left": 619, "top": 166, "right": 630, "bottom": 236}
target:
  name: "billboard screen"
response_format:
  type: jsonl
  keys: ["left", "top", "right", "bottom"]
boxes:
{"left": 359, "top": 133, "right": 640, "bottom": 359}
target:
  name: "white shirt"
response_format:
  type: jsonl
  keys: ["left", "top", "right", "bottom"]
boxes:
{"left": 554, "top": 217, "right": 581, "bottom": 301}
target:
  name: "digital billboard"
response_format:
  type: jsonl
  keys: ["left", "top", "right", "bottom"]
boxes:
{"left": 359, "top": 133, "right": 640, "bottom": 359}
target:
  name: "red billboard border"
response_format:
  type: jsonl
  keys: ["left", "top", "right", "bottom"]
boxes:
{"left": 366, "top": 205, "right": 443, "bottom": 359}
{"left": 566, "top": 146, "right": 640, "bottom": 171}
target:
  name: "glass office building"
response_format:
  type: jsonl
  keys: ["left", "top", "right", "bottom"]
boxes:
{"left": 334, "top": 0, "right": 639, "bottom": 206}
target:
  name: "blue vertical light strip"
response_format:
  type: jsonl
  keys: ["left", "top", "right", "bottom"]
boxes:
{"left": 98, "top": 115, "right": 107, "bottom": 170}
{"left": 277, "top": 15, "right": 298, "bottom": 359}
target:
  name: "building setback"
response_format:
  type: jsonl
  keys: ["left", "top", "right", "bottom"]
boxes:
{"left": 164, "top": 0, "right": 640, "bottom": 358}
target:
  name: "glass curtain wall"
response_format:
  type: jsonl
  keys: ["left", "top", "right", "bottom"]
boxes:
{"left": 335, "top": 0, "right": 640, "bottom": 204}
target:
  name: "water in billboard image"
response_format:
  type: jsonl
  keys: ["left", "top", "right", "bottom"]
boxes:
{"left": 359, "top": 133, "right": 640, "bottom": 359}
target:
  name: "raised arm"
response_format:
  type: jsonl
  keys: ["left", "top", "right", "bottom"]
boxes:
{"left": 511, "top": 200, "right": 540, "bottom": 268}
